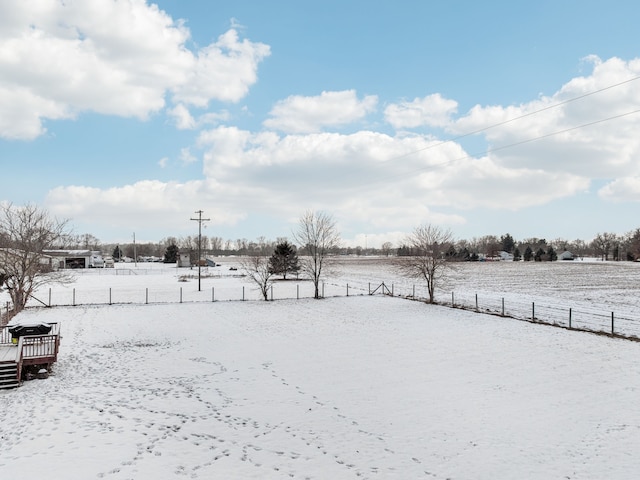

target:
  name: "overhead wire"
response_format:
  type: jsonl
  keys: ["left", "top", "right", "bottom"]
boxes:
{"left": 335, "top": 74, "right": 640, "bottom": 192}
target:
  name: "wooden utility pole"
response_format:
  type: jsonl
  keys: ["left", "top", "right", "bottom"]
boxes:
{"left": 190, "top": 210, "right": 210, "bottom": 291}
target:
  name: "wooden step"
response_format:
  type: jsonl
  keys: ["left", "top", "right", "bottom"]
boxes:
{"left": 0, "top": 361, "right": 19, "bottom": 389}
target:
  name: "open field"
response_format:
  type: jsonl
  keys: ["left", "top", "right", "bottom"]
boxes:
{"left": 3, "top": 293, "right": 640, "bottom": 479}
{"left": 1, "top": 260, "right": 640, "bottom": 478}
{"left": 6, "top": 256, "right": 639, "bottom": 337}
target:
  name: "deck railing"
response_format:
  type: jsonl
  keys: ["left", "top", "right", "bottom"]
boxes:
{"left": 0, "top": 322, "right": 59, "bottom": 345}
{"left": 19, "top": 335, "right": 60, "bottom": 364}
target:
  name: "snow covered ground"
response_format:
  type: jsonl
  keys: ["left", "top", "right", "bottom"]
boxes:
{"left": 2, "top": 260, "right": 640, "bottom": 479}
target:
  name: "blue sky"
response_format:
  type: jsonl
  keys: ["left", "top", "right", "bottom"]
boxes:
{"left": 2, "top": 1, "right": 640, "bottom": 247}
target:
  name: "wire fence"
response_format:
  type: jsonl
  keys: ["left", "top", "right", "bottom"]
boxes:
{"left": 375, "top": 282, "right": 640, "bottom": 341}
{"left": 6, "top": 278, "right": 640, "bottom": 342}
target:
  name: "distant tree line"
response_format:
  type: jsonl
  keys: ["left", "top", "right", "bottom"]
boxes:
{"left": 64, "top": 227, "right": 640, "bottom": 264}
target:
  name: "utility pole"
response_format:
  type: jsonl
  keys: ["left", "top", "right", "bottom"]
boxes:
{"left": 190, "top": 210, "right": 210, "bottom": 291}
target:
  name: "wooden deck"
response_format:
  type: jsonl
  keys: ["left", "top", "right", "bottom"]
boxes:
{"left": 0, "top": 322, "right": 60, "bottom": 389}
{"left": 0, "top": 344, "right": 19, "bottom": 362}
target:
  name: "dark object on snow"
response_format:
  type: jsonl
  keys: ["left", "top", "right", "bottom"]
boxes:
{"left": 9, "top": 323, "right": 52, "bottom": 343}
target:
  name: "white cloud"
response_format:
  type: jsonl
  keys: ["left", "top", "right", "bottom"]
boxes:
{"left": 158, "top": 157, "right": 169, "bottom": 168}
{"left": 167, "top": 103, "right": 230, "bottom": 130}
{"left": 46, "top": 179, "right": 248, "bottom": 232}
{"left": 38, "top": 53, "right": 640, "bottom": 241}
{"left": 451, "top": 56, "right": 640, "bottom": 179}
{"left": 263, "top": 90, "right": 378, "bottom": 133}
{"left": 172, "top": 29, "right": 270, "bottom": 108}
{"left": 179, "top": 147, "right": 197, "bottom": 165}
{"left": 167, "top": 104, "right": 196, "bottom": 130}
{"left": 0, "top": 1, "right": 269, "bottom": 139}
{"left": 598, "top": 177, "right": 640, "bottom": 202}
{"left": 384, "top": 93, "right": 458, "bottom": 129}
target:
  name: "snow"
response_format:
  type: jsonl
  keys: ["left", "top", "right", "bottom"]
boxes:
{"left": 2, "top": 260, "right": 640, "bottom": 479}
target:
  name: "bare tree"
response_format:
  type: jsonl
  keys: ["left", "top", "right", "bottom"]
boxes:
{"left": 626, "top": 228, "right": 640, "bottom": 261}
{"left": 592, "top": 232, "right": 617, "bottom": 261}
{"left": 0, "top": 204, "right": 72, "bottom": 322}
{"left": 398, "top": 224, "right": 454, "bottom": 304}
{"left": 293, "top": 210, "right": 341, "bottom": 299}
{"left": 381, "top": 241, "right": 393, "bottom": 257}
{"left": 240, "top": 255, "right": 274, "bottom": 301}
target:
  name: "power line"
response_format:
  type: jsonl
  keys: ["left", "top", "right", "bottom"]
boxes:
{"left": 348, "top": 107, "right": 640, "bottom": 190}
{"left": 381, "top": 74, "right": 640, "bottom": 165}
{"left": 332, "top": 75, "right": 640, "bottom": 192}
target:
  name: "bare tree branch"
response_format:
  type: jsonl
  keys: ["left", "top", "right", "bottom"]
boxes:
{"left": 240, "top": 255, "right": 275, "bottom": 301}
{"left": 292, "top": 210, "right": 341, "bottom": 299}
{"left": 0, "top": 203, "right": 73, "bottom": 322}
{"left": 397, "top": 224, "right": 454, "bottom": 304}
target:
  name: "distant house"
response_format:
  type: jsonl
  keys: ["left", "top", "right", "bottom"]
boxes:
{"left": 558, "top": 250, "right": 574, "bottom": 261}
{"left": 498, "top": 251, "right": 514, "bottom": 261}
{"left": 43, "top": 250, "right": 93, "bottom": 269}
{"left": 177, "top": 252, "right": 191, "bottom": 267}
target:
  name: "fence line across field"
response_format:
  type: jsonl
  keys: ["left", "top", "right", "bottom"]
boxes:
{"left": 13, "top": 280, "right": 640, "bottom": 341}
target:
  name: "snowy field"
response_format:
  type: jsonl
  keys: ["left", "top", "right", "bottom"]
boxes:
{"left": 2, "top": 259, "right": 640, "bottom": 479}
{"left": 10, "top": 256, "right": 640, "bottom": 337}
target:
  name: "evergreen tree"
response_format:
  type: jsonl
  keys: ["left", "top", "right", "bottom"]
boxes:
{"left": 164, "top": 244, "right": 179, "bottom": 263}
{"left": 500, "top": 233, "right": 515, "bottom": 253}
{"left": 523, "top": 245, "right": 533, "bottom": 261}
{"left": 268, "top": 241, "right": 300, "bottom": 279}
{"left": 534, "top": 247, "right": 545, "bottom": 261}
{"left": 547, "top": 246, "right": 557, "bottom": 261}
{"left": 513, "top": 247, "right": 521, "bottom": 261}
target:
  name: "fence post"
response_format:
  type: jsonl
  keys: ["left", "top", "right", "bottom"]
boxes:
{"left": 146, "top": 288, "right": 149, "bottom": 305}
{"left": 413, "top": 285, "right": 415, "bottom": 298}
{"left": 501, "top": 298, "right": 505, "bottom": 316}
{"left": 270, "top": 285, "right": 273, "bottom": 301}
{"left": 475, "top": 293, "right": 478, "bottom": 311}
{"left": 212, "top": 287, "right": 215, "bottom": 302}
{"left": 611, "top": 312, "right": 615, "bottom": 334}
{"left": 368, "top": 282, "right": 371, "bottom": 295}
{"left": 322, "top": 282, "right": 325, "bottom": 298}
{"left": 347, "top": 284, "right": 349, "bottom": 297}
{"left": 49, "top": 288, "right": 52, "bottom": 307}
{"left": 243, "top": 286, "right": 245, "bottom": 301}
{"left": 109, "top": 288, "right": 112, "bottom": 305}
{"left": 180, "top": 287, "right": 183, "bottom": 303}
{"left": 391, "top": 284, "right": 394, "bottom": 296}
{"left": 532, "top": 302, "right": 535, "bottom": 320}
{"left": 452, "top": 292, "right": 455, "bottom": 307}
{"left": 569, "top": 308, "right": 572, "bottom": 329}
{"left": 297, "top": 284, "right": 299, "bottom": 300}
{"left": 73, "top": 288, "right": 76, "bottom": 306}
